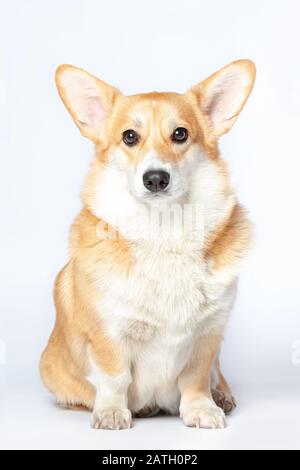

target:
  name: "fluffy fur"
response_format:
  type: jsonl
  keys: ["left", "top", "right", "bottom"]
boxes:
{"left": 40, "top": 60, "right": 255, "bottom": 430}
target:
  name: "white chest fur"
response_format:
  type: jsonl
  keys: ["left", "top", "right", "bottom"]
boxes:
{"left": 97, "top": 238, "right": 237, "bottom": 413}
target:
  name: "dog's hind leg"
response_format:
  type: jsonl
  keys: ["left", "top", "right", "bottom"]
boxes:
{"left": 211, "top": 356, "right": 236, "bottom": 414}
{"left": 40, "top": 326, "right": 95, "bottom": 411}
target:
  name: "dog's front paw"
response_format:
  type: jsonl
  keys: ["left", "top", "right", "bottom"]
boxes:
{"left": 181, "top": 400, "right": 226, "bottom": 429}
{"left": 91, "top": 407, "right": 132, "bottom": 430}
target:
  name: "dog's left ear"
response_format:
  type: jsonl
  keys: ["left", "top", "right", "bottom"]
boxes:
{"left": 189, "top": 59, "right": 256, "bottom": 137}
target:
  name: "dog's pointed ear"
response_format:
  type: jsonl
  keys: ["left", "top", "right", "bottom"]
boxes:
{"left": 55, "top": 65, "right": 120, "bottom": 141}
{"left": 189, "top": 60, "right": 256, "bottom": 137}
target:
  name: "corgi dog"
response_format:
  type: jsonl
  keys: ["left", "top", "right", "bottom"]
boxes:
{"left": 40, "top": 60, "right": 255, "bottom": 430}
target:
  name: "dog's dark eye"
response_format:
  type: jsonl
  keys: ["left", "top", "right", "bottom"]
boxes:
{"left": 171, "top": 127, "right": 188, "bottom": 143}
{"left": 123, "top": 129, "right": 139, "bottom": 146}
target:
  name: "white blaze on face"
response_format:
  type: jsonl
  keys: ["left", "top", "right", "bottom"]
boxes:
{"left": 132, "top": 146, "right": 203, "bottom": 202}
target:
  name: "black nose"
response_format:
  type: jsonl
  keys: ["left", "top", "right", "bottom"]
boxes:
{"left": 143, "top": 170, "right": 170, "bottom": 193}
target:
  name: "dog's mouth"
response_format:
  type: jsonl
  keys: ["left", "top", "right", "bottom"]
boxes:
{"left": 144, "top": 189, "right": 170, "bottom": 200}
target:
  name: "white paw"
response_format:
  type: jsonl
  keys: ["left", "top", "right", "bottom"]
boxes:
{"left": 181, "top": 400, "right": 226, "bottom": 429}
{"left": 91, "top": 407, "right": 132, "bottom": 430}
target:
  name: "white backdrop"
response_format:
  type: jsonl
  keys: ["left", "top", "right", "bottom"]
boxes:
{"left": 1, "top": 0, "right": 300, "bottom": 449}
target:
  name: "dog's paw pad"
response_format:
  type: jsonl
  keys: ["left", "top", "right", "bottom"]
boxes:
{"left": 91, "top": 408, "right": 132, "bottom": 430}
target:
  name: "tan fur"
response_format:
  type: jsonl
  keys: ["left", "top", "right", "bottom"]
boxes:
{"left": 205, "top": 203, "right": 253, "bottom": 271}
{"left": 40, "top": 210, "right": 132, "bottom": 408}
{"left": 179, "top": 335, "right": 222, "bottom": 402}
{"left": 211, "top": 358, "right": 236, "bottom": 414}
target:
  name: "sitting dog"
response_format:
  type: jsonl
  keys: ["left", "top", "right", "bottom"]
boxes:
{"left": 40, "top": 59, "right": 255, "bottom": 430}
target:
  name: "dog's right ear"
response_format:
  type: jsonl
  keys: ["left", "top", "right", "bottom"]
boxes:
{"left": 55, "top": 65, "right": 119, "bottom": 142}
